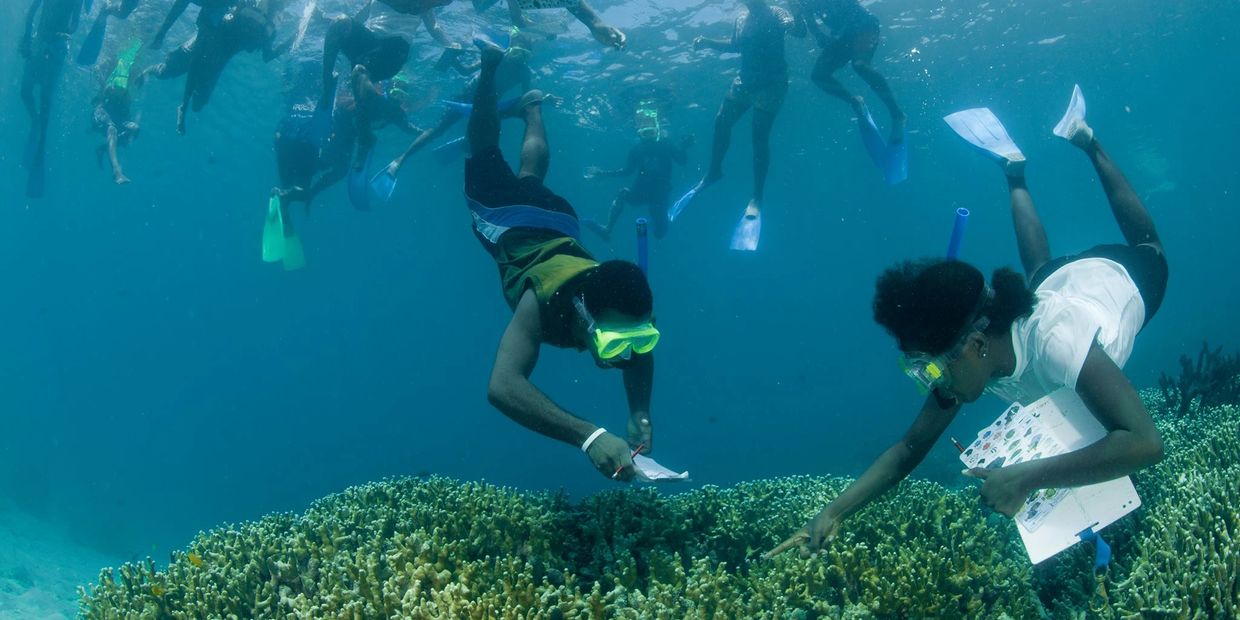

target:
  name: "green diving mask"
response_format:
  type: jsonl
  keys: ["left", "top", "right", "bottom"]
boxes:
{"left": 635, "top": 101, "right": 662, "bottom": 140}
{"left": 573, "top": 296, "right": 660, "bottom": 362}
{"left": 898, "top": 286, "right": 993, "bottom": 395}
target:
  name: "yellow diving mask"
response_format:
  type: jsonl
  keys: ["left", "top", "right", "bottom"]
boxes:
{"left": 574, "top": 296, "right": 660, "bottom": 361}
{"left": 635, "top": 101, "right": 662, "bottom": 140}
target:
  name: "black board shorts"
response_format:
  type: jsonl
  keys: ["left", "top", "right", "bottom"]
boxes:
{"left": 1030, "top": 243, "right": 1169, "bottom": 328}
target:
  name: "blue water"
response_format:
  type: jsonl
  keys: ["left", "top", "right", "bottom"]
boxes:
{"left": 1, "top": 0, "right": 1237, "bottom": 586}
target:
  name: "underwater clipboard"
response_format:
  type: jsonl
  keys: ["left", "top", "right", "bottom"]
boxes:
{"left": 962, "top": 388, "right": 1141, "bottom": 564}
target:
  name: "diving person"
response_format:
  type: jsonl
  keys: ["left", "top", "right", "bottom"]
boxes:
{"left": 769, "top": 88, "right": 1167, "bottom": 558}
{"left": 20, "top": 0, "right": 86, "bottom": 197}
{"left": 582, "top": 101, "right": 693, "bottom": 240}
{"left": 791, "top": 0, "right": 904, "bottom": 132}
{"left": 273, "top": 62, "right": 357, "bottom": 209}
{"left": 379, "top": 34, "right": 535, "bottom": 180}
{"left": 466, "top": 43, "right": 659, "bottom": 481}
{"left": 505, "top": 0, "right": 625, "bottom": 49}
{"left": 142, "top": 0, "right": 292, "bottom": 134}
{"left": 672, "top": 0, "right": 800, "bottom": 251}
{"left": 92, "top": 40, "right": 143, "bottom": 185}
{"left": 320, "top": 0, "right": 460, "bottom": 113}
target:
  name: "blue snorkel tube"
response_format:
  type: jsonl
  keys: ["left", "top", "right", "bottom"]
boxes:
{"left": 946, "top": 208, "right": 970, "bottom": 260}
{"left": 635, "top": 218, "right": 649, "bottom": 276}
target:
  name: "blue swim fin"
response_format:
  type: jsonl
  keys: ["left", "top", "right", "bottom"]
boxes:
{"left": 472, "top": 30, "right": 510, "bottom": 53}
{"left": 76, "top": 14, "right": 108, "bottom": 66}
{"left": 857, "top": 106, "right": 908, "bottom": 185}
{"left": 441, "top": 94, "right": 521, "bottom": 118}
{"left": 668, "top": 183, "right": 701, "bottom": 222}
{"left": 370, "top": 166, "right": 397, "bottom": 203}
{"left": 729, "top": 202, "right": 761, "bottom": 251}
{"left": 943, "top": 107, "right": 1025, "bottom": 173}
{"left": 433, "top": 136, "right": 469, "bottom": 165}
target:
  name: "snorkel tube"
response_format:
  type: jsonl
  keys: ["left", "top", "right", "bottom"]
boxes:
{"left": 635, "top": 218, "right": 649, "bottom": 276}
{"left": 945, "top": 207, "right": 970, "bottom": 260}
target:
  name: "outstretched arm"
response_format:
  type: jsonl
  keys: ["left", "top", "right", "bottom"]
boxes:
{"left": 585, "top": 146, "right": 638, "bottom": 179}
{"left": 568, "top": 0, "right": 625, "bottom": 49}
{"left": 488, "top": 292, "right": 598, "bottom": 446}
{"left": 969, "top": 342, "right": 1164, "bottom": 515}
{"left": 770, "top": 392, "right": 960, "bottom": 556}
{"left": 420, "top": 9, "right": 456, "bottom": 48}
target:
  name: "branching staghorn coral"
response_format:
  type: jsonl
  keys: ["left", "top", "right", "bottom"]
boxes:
{"left": 81, "top": 377, "right": 1240, "bottom": 618}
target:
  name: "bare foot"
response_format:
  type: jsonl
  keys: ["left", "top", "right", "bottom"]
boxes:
{"left": 114, "top": 173, "right": 131, "bottom": 185}
{"left": 176, "top": 104, "right": 186, "bottom": 135}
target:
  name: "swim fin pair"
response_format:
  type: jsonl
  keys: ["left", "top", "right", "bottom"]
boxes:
{"left": 857, "top": 105, "right": 908, "bottom": 185}
{"left": 262, "top": 195, "right": 305, "bottom": 270}
{"left": 944, "top": 84, "right": 1089, "bottom": 173}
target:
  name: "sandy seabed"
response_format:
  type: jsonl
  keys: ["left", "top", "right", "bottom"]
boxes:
{"left": 0, "top": 508, "right": 121, "bottom": 620}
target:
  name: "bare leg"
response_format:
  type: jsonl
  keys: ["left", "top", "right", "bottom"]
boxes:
{"left": 751, "top": 108, "right": 777, "bottom": 202}
{"left": 811, "top": 54, "right": 864, "bottom": 115}
{"left": 604, "top": 188, "right": 631, "bottom": 232}
{"left": 391, "top": 109, "right": 464, "bottom": 171}
{"left": 1081, "top": 138, "right": 1162, "bottom": 253}
{"left": 1008, "top": 175, "right": 1050, "bottom": 279}
{"left": 468, "top": 47, "right": 503, "bottom": 156}
{"left": 106, "top": 124, "right": 129, "bottom": 184}
{"left": 704, "top": 97, "right": 749, "bottom": 186}
{"left": 852, "top": 60, "right": 904, "bottom": 124}
{"left": 517, "top": 100, "right": 548, "bottom": 180}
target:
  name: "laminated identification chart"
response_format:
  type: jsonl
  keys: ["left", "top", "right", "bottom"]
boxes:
{"left": 959, "top": 388, "right": 1142, "bottom": 563}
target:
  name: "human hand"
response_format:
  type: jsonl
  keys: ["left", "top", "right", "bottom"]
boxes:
{"left": 691, "top": 36, "right": 706, "bottom": 51}
{"left": 583, "top": 166, "right": 602, "bottom": 180}
{"left": 591, "top": 24, "right": 626, "bottom": 49}
{"left": 584, "top": 431, "right": 636, "bottom": 481}
{"left": 627, "top": 415, "right": 652, "bottom": 454}
{"left": 962, "top": 465, "right": 1033, "bottom": 517}
{"left": 765, "top": 509, "right": 841, "bottom": 559}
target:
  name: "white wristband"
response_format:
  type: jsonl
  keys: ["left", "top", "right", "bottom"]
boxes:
{"left": 581, "top": 428, "right": 607, "bottom": 453}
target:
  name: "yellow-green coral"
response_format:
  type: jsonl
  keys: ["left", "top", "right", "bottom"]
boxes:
{"left": 79, "top": 384, "right": 1240, "bottom": 619}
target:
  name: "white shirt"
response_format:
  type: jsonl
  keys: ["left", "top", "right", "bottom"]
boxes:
{"left": 986, "top": 258, "right": 1145, "bottom": 405}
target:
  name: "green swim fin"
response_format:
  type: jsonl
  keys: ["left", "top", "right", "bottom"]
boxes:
{"left": 262, "top": 195, "right": 284, "bottom": 263}
{"left": 281, "top": 234, "right": 306, "bottom": 271}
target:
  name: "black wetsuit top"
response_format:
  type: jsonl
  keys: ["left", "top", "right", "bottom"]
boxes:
{"left": 627, "top": 139, "right": 684, "bottom": 199}
{"left": 801, "top": 0, "right": 877, "bottom": 34}
{"left": 732, "top": 4, "right": 794, "bottom": 87}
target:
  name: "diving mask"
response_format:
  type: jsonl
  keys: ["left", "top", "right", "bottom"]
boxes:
{"left": 898, "top": 285, "right": 993, "bottom": 395}
{"left": 574, "top": 296, "right": 660, "bottom": 361}
{"left": 635, "top": 102, "right": 662, "bottom": 140}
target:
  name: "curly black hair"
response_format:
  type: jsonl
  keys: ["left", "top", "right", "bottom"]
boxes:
{"left": 580, "top": 260, "right": 653, "bottom": 318}
{"left": 873, "top": 259, "right": 1035, "bottom": 355}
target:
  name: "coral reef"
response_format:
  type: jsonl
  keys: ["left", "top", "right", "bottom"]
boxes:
{"left": 80, "top": 376, "right": 1240, "bottom": 618}
{"left": 1159, "top": 341, "right": 1240, "bottom": 416}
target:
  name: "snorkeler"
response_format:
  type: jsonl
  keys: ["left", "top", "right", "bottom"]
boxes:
{"left": 769, "top": 87, "right": 1168, "bottom": 558}
{"left": 142, "top": 0, "right": 292, "bottom": 134}
{"left": 582, "top": 101, "right": 693, "bottom": 240}
{"left": 20, "top": 0, "right": 86, "bottom": 197}
{"left": 273, "top": 62, "right": 357, "bottom": 209}
{"left": 150, "top": 0, "right": 235, "bottom": 48}
{"left": 505, "top": 0, "right": 625, "bottom": 49}
{"left": 466, "top": 43, "right": 659, "bottom": 481}
{"left": 376, "top": 34, "right": 536, "bottom": 187}
{"left": 791, "top": 0, "right": 906, "bottom": 184}
{"left": 92, "top": 39, "right": 143, "bottom": 185}
{"left": 672, "top": 0, "right": 800, "bottom": 251}
{"left": 320, "top": 0, "right": 460, "bottom": 112}
{"left": 792, "top": 0, "right": 903, "bottom": 129}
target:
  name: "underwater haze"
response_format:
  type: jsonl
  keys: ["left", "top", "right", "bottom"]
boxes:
{"left": 2, "top": 0, "right": 1239, "bottom": 616}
